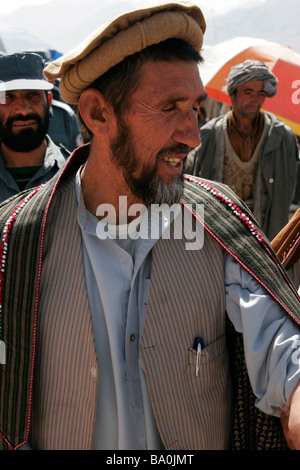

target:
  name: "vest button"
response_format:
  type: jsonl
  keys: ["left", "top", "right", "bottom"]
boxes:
{"left": 269, "top": 178, "right": 274, "bottom": 184}
{"left": 130, "top": 334, "right": 136, "bottom": 342}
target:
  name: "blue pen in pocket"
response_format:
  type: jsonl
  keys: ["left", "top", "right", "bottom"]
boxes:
{"left": 193, "top": 337, "right": 203, "bottom": 377}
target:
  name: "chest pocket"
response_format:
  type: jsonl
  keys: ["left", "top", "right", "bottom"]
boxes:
{"left": 140, "top": 215, "right": 230, "bottom": 449}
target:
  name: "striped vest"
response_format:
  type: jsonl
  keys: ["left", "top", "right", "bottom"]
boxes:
{"left": 0, "top": 145, "right": 299, "bottom": 450}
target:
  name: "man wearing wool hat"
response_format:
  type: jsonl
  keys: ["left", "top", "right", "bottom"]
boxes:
{"left": 1, "top": 3, "right": 300, "bottom": 452}
{"left": 187, "top": 59, "right": 299, "bottom": 241}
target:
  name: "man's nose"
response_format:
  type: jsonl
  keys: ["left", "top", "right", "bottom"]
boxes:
{"left": 251, "top": 93, "right": 262, "bottom": 105}
{"left": 12, "top": 97, "right": 32, "bottom": 113}
{"left": 172, "top": 109, "right": 201, "bottom": 149}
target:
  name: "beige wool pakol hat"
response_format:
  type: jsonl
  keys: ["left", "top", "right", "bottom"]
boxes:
{"left": 44, "top": 2, "right": 206, "bottom": 104}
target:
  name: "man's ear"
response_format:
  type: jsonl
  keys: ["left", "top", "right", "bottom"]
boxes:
{"left": 78, "top": 88, "right": 112, "bottom": 136}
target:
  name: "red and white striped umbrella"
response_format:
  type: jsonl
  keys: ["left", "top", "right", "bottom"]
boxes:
{"left": 200, "top": 37, "right": 300, "bottom": 135}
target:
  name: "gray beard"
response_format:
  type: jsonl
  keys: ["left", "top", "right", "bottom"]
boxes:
{"left": 142, "top": 173, "right": 184, "bottom": 206}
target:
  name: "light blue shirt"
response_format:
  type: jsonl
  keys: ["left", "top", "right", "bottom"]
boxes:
{"left": 75, "top": 169, "right": 300, "bottom": 450}
{"left": 75, "top": 170, "right": 181, "bottom": 449}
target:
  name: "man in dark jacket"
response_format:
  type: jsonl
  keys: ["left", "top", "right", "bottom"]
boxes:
{"left": 0, "top": 52, "right": 68, "bottom": 202}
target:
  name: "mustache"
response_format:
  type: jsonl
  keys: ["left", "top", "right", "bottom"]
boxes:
{"left": 157, "top": 144, "right": 192, "bottom": 160}
{"left": 7, "top": 113, "right": 41, "bottom": 125}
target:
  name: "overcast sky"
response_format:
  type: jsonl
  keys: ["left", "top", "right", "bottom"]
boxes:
{"left": 1, "top": 0, "right": 266, "bottom": 16}
{"left": 1, "top": 0, "right": 49, "bottom": 14}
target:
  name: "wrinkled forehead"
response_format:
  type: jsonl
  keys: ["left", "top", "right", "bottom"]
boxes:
{"left": 136, "top": 59, "right": 206, "bottom": 97}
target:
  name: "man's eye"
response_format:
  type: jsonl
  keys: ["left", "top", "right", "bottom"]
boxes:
{"left": 28, "top": 92, "right": 39, "bottom": 99}
{"left": 163, "top": 106, "right": 175, "bottom": 113}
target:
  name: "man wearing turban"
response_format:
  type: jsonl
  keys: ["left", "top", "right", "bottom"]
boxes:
{"left": 187, "top": 59, "right": 298, "bottom": 240}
